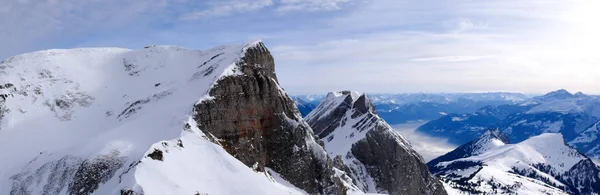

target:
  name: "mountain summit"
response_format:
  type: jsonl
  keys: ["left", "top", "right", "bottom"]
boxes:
{"left": 306, "top": 91, "right": 447, "bottom": 195}
{"left": 536, "top": 89, "right": 575, "bottom": 101}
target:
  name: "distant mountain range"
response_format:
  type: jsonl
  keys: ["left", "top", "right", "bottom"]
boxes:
{"left": 417, "top": 89, "right": 600, "bottom": 160}
{"left": 293, "top": 92, "right": 530, "bottom": 123}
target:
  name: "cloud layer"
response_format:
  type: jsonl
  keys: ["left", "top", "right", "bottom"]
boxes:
{"left": 392, "top": 122, "right": 456, "bottom": 162}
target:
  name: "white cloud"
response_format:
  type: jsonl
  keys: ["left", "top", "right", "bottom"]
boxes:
{"left": 277, "top": 0, "right": 352, "bottom": 12}
{"left": 181, "top": 0, "right": 274, "bottom": 20}
{"left": 410, "top": 55, "right": 490, "bottom": 62}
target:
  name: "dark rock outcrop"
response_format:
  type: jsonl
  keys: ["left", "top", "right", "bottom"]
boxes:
{"left": 193, "top": 42, "right": 345, "bottom": 194}
{"left": 306, "top": 91, "right": 447, "bottom": 195}
{"left": 352, "top": 124, "right": 448, "bottom": 195}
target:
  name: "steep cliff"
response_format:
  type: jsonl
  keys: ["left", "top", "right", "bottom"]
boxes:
{"left": 193, "top": 42, "right": 349, "bottom": 194}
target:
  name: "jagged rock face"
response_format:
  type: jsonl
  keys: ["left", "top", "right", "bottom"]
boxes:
{"left": 193, "top": 43, "right": 342, "bottom": 194}
{"left": 352, "top": 125, "right": 447, "bottom": 195}
{"left": 306, "top": 91, "right": 447, "bottom": 195}
{"left": 306, "top": 91, "right": 356, "bottom": 138}
{"left": 564, "top": 159, "right": 600, "bottom": 194}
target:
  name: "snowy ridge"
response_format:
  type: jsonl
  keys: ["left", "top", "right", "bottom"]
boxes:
{"left": 430, "top": 133, "right": 600, "bottom": 194}
{"left": 439, "top": 134, "right": 584, "bottom": 173}
{"left": 0, "top": 41, "right": 312, "bottom": 194}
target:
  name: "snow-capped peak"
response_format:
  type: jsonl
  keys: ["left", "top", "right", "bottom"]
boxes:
{"left": 305, "top": 90, "right": 364, "bottom": 123}
{"left": 427, "top": 129, "right": 508, "bottom": 168}
{"left": 323, "top": 90, "right": 362, "bottom": 103}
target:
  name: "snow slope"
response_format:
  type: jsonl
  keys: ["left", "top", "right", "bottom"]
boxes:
{"left": 0, "top": 42, "right": 309, "bottom": 194}
{"left": 430, "top": 133, "right": 600, "bottom": 194}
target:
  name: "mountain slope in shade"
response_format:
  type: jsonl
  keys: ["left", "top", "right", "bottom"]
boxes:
{"left": 429, "top": 131, "right": 600, "bottom": 195}
{"left": 568, "top": 120, "right": 600, "bottom": 160}
{"left": 305, "top": 91, "right": 447, "bottom": 195}
{"left": 0, "top": 42, "right": 356, "bottom": 194}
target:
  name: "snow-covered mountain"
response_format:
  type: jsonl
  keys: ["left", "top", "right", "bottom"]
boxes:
{"left": 305, "top": 91, "right": 447, "bottom": 195}
{"left": 0, "top": 42, "right": 365, "bottom": 194}
{"left": 429, "top": 131, "right": 600, "bottom": 194}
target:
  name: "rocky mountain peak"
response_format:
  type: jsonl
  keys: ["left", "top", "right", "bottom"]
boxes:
{"left": 192, "top": 42, "right": 353, "bottom": 194}
{"left": 307, "top": 91, "right": 447, "bottom": 195}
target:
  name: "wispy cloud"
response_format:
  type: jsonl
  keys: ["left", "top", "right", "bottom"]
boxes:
{"left": 277, "top": 0, "right": 353, "bottom": 12}
{"left": 410, "top": 55, "right": 490, "bottom": 62}
{"left": 181, "top": 0, "right": 274, "bottom": 20}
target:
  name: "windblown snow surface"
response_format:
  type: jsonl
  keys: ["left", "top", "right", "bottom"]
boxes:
{"left": 0, "top": 42, "right": 308, "bottom": 194}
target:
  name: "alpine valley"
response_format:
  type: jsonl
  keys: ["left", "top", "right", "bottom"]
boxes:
{"left": 0, "top": 42, "right": 448, "bottom": 195}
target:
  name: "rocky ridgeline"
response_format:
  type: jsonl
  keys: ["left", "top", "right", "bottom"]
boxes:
{"left": 306, "top": 91, "right": 447, "bottom": 195}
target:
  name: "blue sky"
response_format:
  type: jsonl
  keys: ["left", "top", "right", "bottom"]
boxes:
{"left": 1, "top": 0, "right": 599, "bottom": 94}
